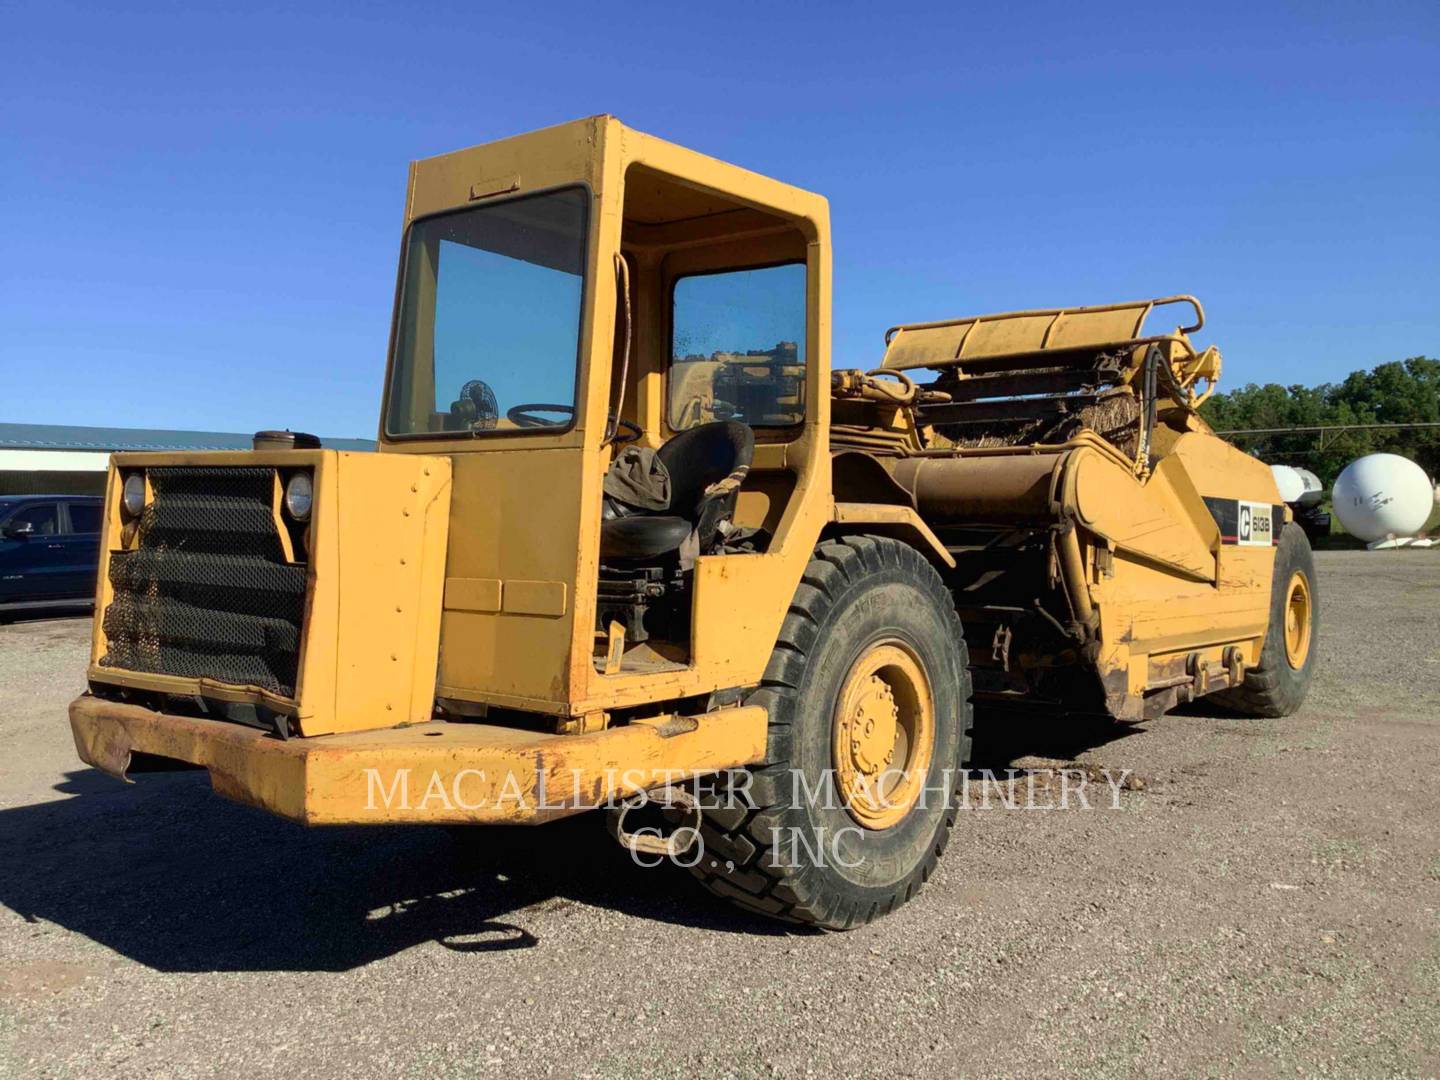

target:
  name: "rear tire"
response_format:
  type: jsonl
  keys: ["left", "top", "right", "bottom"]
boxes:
{"left": 690, "top": 536, "right": 972, "bottom": 929}
{"left": 1210, "top": 522, "right": 1317, "bottom": 717}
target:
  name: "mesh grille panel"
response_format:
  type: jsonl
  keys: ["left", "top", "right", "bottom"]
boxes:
{"left": 100, "top": 467, "right": 307, "bottom": 696}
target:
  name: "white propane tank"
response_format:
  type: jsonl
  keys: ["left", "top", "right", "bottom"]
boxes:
{"left": 1269, "top": 464, "right": 1305, "bottom": 505}
{"left": 1293, "top": 467, "right": 1325, "bottom": 508}
{"left": 1331, "top": 453, "right": 1434, "bottom": 542}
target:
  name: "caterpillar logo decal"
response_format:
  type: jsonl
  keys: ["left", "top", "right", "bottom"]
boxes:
{"left": 1203, "top": 498, "right": 1284, "bottom": 546}
{"left": 1237, "top": 500, "right": 1274, "bottom": 546}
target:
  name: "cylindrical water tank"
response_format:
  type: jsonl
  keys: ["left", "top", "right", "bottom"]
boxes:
{"left": 1331, "top": 453, "right": 1434, "bottom": 542}
{"left": 1293, "top": 467, "right": 1324, "bottom": 508}
{"left": 1269, "top": 464, "right": 1305, "bottom": 505}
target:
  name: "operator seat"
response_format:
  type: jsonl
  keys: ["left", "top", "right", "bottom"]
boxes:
{"left": 600, "top": 421, "right": 755, "bottom": 560}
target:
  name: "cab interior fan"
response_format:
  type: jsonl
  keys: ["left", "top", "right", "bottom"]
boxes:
{"left": 451, "top": 379, "right": 498, "bottom": 430}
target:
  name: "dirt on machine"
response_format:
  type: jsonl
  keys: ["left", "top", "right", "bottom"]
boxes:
{"left": 67, "top": 116, "right": 1317, "bottom": 929}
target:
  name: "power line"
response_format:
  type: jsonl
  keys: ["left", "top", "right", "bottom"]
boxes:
{"left": 1217, "top": 421, "right": 1440, "bottom": 453}
{"left": 1220, "top": 422, "right": 1440, "bottom": 436}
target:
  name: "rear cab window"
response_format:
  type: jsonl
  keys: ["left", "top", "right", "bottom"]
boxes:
{"left": 668, "top": 262, "right": 807, "bottom": 432}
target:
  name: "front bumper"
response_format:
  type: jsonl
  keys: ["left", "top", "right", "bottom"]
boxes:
{"left": 69, "top": 695, "right": 767, "bottom": 825}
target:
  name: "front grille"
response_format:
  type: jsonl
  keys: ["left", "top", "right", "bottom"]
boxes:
{"left": 100, "top": 467, "right": 308, "bottom": 696}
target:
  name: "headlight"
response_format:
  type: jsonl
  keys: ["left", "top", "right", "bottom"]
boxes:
{"left": 284, "top": 473, "right": 313, "bottom": 521}
{"left": 122, "top": 473, "right": 147, "bottom": 517}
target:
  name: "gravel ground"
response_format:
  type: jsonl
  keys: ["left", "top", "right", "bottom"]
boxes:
{"left": 1, "top": 551, "right": 1438, "bottom": 1078}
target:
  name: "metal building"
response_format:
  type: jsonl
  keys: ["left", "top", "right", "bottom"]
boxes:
{"left": 0, "top": 424, "right": 375, "bottom": 496}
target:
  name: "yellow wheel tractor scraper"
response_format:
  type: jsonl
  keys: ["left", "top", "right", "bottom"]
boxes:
{"left": 69, "top": 117, "right": 1316, "bottom": 929}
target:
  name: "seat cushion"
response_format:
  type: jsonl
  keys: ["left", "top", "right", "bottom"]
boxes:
{"left": 600, "top": 515, "right": 693, "bottom": 559}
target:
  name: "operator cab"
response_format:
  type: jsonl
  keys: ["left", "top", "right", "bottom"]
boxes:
{"left": 379, "top": 119, "right": 828, "bottom": 709}
{"left": 591, "top": 166, "right": 812, "bottom": 670}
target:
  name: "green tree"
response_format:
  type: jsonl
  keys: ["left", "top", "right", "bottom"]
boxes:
{"left": 1200, "top": 356, "right": 1440, "bottom": 485}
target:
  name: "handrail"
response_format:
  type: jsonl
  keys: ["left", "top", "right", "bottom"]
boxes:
{"left": 878, "top": 294, "right": 1218, "bottom": 408}
{"left": 883, "top": 294, "right": 1205, "bottom": 347}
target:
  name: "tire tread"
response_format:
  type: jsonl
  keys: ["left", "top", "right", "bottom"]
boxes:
{"left": 690, "top": 535, "right": 972, "bottom": 929}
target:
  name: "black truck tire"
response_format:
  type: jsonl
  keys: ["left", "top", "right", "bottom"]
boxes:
{"left": 690, "top": 535, "right": 972, "bottom": 929}
{"left": 1210, "top": 522, "right": 1318, "bottom": 718}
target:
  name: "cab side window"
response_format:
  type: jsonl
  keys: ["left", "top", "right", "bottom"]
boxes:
{"left": 669, "top": 263, "right": 806, "bottom": 431}
{"left": 8, "top": 503, "right": 59, "bottom": 536}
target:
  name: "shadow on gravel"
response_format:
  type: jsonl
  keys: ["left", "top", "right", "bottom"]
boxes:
{"left": 3, "top": 706, "right": 1144, "bottom": 971}
{"left": 0, "top": 769, "right": 790, "bottom": 973}
{"left": 967, "top": 704, "right": 1141, "bottom": 771}
{"left": 0, "top": 604, "right": 92, "bottom": 626}
{"left": 1165, "top": 698, "right": 1253, "bottom": 720}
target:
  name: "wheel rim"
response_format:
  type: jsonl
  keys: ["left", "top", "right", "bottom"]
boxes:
{"left": 1282, "top": 569, "right": 1313, "bottom": 669}
{"left": 832, "top": 641, "right": 936, "bottom": 830}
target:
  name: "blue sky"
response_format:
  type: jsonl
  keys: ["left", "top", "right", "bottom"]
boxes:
{"left": 3, "top": 0, "right": 1436, "bottom": 439}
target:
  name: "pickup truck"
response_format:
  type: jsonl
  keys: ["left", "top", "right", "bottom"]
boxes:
{"left": 0, "top": 494, "right": 103, "bottom": 615}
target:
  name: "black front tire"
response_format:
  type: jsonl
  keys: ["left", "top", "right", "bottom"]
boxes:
{"left": 690, "top": 536, "right": 972, "bottom": 929}
{"left": 1210, "top": 522, "right": 1318, "bottom": 717}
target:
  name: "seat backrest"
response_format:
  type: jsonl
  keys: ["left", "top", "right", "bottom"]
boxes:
{"left": 656, "top": 421, "right": 755, "bottom": 518}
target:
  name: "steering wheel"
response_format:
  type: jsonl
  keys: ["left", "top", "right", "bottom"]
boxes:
{"left": 507, "top": 403, "right": 574, "bottom": 428}
{"left": 506, "top": 403, "right": 643, "bottom": 443}
{"left": 606, "top": 417, "right": 644, "bottom": 444}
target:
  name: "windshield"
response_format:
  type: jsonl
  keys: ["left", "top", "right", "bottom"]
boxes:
{"left": 385, "top": 186, "right": 589, "bottom": 437}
